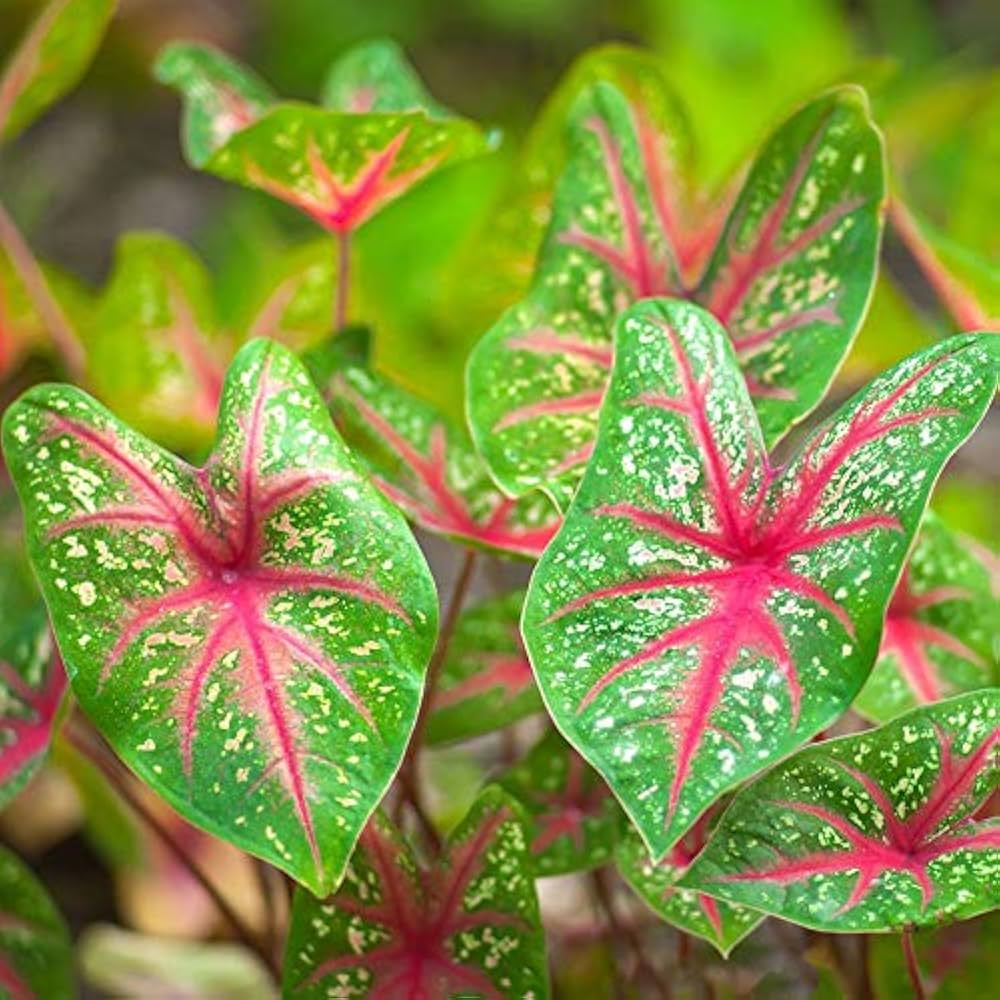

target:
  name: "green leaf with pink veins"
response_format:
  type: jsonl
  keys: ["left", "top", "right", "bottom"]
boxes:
{"left": 854, "top": 511, "right": 999, "bottom": 725}
{"left": 2, "top": 338, "right": 438, "bottom": 896}
{"left": 681, "top": 691, "right": 1000, "bottom": 932}
{"left": 467, "top": 83, "right": 884, "bottom": 512}
{"left": 0, "top": 843, "right": 73, "bottom": 998}
{"left": 153, "top": 41, "right": 276, "bottom": 168}
{"left": 521, "top": 296, "right": 997, "bottom": 862}
{"left": 0, "top": 0, "right": 116, "bottom": 143}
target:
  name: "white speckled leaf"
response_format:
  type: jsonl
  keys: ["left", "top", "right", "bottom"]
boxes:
{"left": 682, "top": 691, "right": 1000, "bottom": 932}
{"left": 2, "top": 338, "right": 438, "bottom": 896}
{"left": 282, "top": 786, "right": 548, "bottom": 997}
{"left": 522, "top": 297, "right": 997, "bottom": 860}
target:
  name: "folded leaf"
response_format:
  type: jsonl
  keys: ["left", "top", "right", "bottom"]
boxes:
{"left": 615, "top": 807, "right": 762, "bottom": 955}
{"left": 325, "top": 363, "right": 559, "bottom": 558}
{"left": 0, "top": 843, "right": 73, "bottom": 998}
{"left": 855, "top": 511, "right": 998, "bottom": 723}
{"left": 497, "top": 729, "right": 622, "bottom": 876}
{"left": 468, "top": 84, "right": 883, "bottom": 510}
{"left": 153, "top": 42, "right": 276, "bottom": 167}
{"left": 522, "top": 298, "right": 997, "bottom": 859}
{"left": 682, "top": 691, "right": 1000, "bottom": 932}
{"left": 0, "top": 0, "right": 115, "bottom": 143}
{"left": 427, "top": 589, "right": 541, "bottom": 745}
{"left": 3, "top": 338, "right": 438, "bottom": 895}
{"left": 283, "top": 786, "right": 548, "bottom": 997}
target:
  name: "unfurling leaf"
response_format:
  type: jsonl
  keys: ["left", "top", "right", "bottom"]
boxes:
{"left": 522, "top": 297, "right": 997, "bottom": 859}
{"left": 0, "top": 0, "right": 116, "bottom": 143}
{"left": 0, "top": 843, "right": 73, "bottom": 998}
{"left": 855, "top": 512, "right": 998, "bottom": 724}
{"left": 0, "top": 611, "right": 66, "bottom": 810}
{"left": 324, "top": 363, "right": 559, "bottom": 558}
{"left": 283, "top": 786, "right": 548, "bottom": 997}
{"left": 468, "top": 84, "right": 884, "bottom": 510}
{"left": 3, "top": 339, "right": 438, "bottom": 895}
{"left": 615, "top": 806, "right": 763, "bottom": 955}
{"left": 497, "top": 729, "right": 622, "bottom": 876}
{"left": 682, "top": 691, "right": 1000, "bottom": 932}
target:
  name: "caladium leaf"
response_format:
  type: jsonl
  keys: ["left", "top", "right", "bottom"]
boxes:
{"left": 496, "top": 729, "right": 622, "bottom": 876}
{"left": 0, "top": 843, "right": 73, "bottom": 998}
{"left": 855, "top": 511, "right": 998, "bottom": 723}
{"left": 522, "top": 297, "right": 997, "bottom": 860}
{"left": 325, "top": 363, "right": 559, "bottom": 558}
{"left": 0, "top": 610, "right": 66, "bottom": 810}
{"left": 2, "top": 338, "right": 438, "bottom": 896}
{"left": 282, "top": 786, "right": 548, "bottom": 998}
{"left": 321, "top": 37, "right": 451, "bottom": 118}
{"left": 467, "top": 84, "right": 883, "bottom": 510}
{"left": 0, "top": 0, "right": 115, "bottom": 143}
{"left": 426, "top": 589, "right": 541, "bottom": 745}
{"left": 153, "top": 41, "right": 276, "bottom": 167}
{"left": 615, "top": 807, "right": 763, "bottom": 955}
{"left": 681, "top": 691, "right": 1000, "bottom": 932}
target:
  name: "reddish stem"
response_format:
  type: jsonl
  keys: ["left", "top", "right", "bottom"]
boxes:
{"left": 902, "top": 928, "right": 927, "bottom": 1000}
{"left": 335, "top": 229, "right": 351, "bottom": 331}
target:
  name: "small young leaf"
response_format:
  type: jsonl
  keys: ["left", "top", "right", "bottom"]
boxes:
{"left": 681, "top": 691, "right": 1000, "bottom": 932}
{"left": 325, "top": 363, "right": 560, "bottom": 558}
{"left": 321, "top": 37, "right": 451, "bottom": 117}
{"left": 0, "top": 843, "right": 73, "bottom": 998}
{"left": 855, "top": 511, "right": 998, "bottom": 723}
{"left": 283, "top": 786, "right": 549, "bottom": 997}
{"left": 0, "top": 0, "right": 115, "bottom": 143}
{"left": 2, "top": 338, "right": 438, "bottom": 896}
{"left": 153, "top": 41, "right": 276, "bottom": 167}
{"left": 615, "top": 807, "right": 763, "bottom": 955}
{"left": 0, "top": 610, "right": 66, "bottom": 810}
{"left": 522, "top": 297, "right": 997, "bottom": 860}
{"left": 496, "top": 729, "right": 623, "bottom": 876}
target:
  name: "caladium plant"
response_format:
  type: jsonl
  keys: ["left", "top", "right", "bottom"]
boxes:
{"left": 854, "top": 511, "right": 998, "bottom": 724}
{"left": 282, "top": 786, "right": 548, "bottom": 997}
{"left": 468, "top": 82, "right": 884, "bottom": 510}
{"left": 2, "top": 338, "right": 438, "bottom": 895}
{"left": 682, "top": 691, "right": 1000, "bottom": 932}
{"left": 522, "top": 297, "right": 997, "bottom": 859}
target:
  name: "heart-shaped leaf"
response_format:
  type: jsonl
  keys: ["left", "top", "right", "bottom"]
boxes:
{"left": 522, "top": 297, "right": 997, "bottom": 859}
{"left": 2, "top": 338, "right": 438, "bottom": 895}
{"left": 468, "top": 84, "right": 884, "bottom": 510}
{"left": 615, "top": 807, "right": 763, "bottom": 955}
{"left": 496, "top": 729, "right": 622, "bottom": 876}
{"left": 855, "top": 511, "right": 998, "bottom": 724}
{"left": 153, "top": 41, "right": 276, "bottom": 167}
{"left": 0, "top": 0, "right": 115, "bottom": 143}
{"left": 282, "top": 786, "right": 548, "bottom": 997}
{"left": 426, "top": 589, "right": 541, "bottom": 745}
{"left": 324, "top": 362, "right": 559, "bottom": 558}
{"left": 682, "top": 691, "right": 1000, "bottom": 932}
{"left": 0, "top": 610, "right": 66, "bottom": 810}
{"left": 0, "top": 843, "right": 73, "bottom": 998}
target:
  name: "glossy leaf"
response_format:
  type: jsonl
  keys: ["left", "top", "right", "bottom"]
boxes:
{"left": 326, "top": 363, "right": 559, "bottom": 558}
{"left": 0, "top": 0, "right": 115, "bottom": 143}
{"left": 682, "top": 692, "right": 1000, "bottom": 931}
{"left": 522, "top": 297, "right": 997, "bottom": 859}
{"left": 855, "top": 512, "right": 998, "bottom": 723}
{"left": 615, "top": 807, "right": 762, "bottom": 955}
{"left": 468, "top": 84, "right": 883, "bottom": 510}
{"left": 321, "top": 37, "right": 450, "bottom": 117}
{"left": 496, "top": 729, "right": 622, "bottom": 876}
{"left": 2, "top": 338, "right": 438, "bottom": 895}
{"left": 0, "top": 610, "right": 66, "bottom": 810}
{"left": 0, "top": 843, "right": 72, "bottom": 998}
{"left": 427, "top": 589, "right": 541, "bottom": 745}
{"left": 282, "top": 786, "right": 548, "bottom": 998}
{"left": 154, "top": 41, "right": 276, "bottom": 167}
